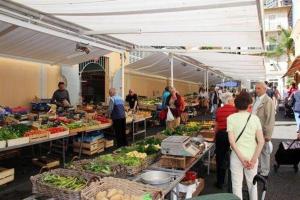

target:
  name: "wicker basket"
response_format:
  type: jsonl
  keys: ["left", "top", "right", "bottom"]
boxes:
{"left": 143, "top": 154, "right": 160, "bottom": 168}
{"left": 81, "top": 177, "right": 162, "bottom": 200}
{"left": 125, "top": 164, "right": 143, "bottom": 176}
{"left": 68, "top": 159, "right": 127, "bottom": 178}
{"left": 30, "top": 168, "right": 99, "bottom": 200}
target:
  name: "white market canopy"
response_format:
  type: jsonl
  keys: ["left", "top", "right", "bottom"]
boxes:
{"left": 126, "top": 52, "right": 227, "bottom": 85}
{"left": 12, "top": 0, "right": 264, "bottom": 48}
{"left": 181, "top": 52, "right": 265, "bottom": 81}
{"left": 0, "top": 1, "right": 131, "bottom": 65}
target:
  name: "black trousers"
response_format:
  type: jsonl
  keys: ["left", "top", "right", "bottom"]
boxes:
{"left": 113, "top": 118, "right": 127, "bottom": 148}
{"left": 215, "top": 130, "right": 230, "bottom": 186}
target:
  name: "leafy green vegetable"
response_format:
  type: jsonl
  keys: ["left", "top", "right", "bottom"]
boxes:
{"left": 96, "top": 154, "right": 142, "bottom": 167}
{"left": 0, "top": 124, "right": 31, "bottom": 140}
{"left": 83, "top": 162, "right": 111, "bottom": 174}
{"left": 65, "top": 122, "right": 84, "bottom": 129}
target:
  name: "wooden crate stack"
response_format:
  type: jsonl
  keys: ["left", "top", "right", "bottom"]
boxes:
{"left": 73, "top": 138, "right": 105, "bottom": 156}
{"left": 0, "top": 167, "right": 14, "bottom": 186}
{"left": 159, "top": 155, "right": 196, "bottom": 170}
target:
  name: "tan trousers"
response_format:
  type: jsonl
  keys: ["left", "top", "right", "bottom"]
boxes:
{"left": 166, "top": 117, "right": 181, "bottom": 129}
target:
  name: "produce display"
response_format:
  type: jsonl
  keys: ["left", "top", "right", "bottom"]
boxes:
{"left": 23, "top": 130, "right": 48, "bottom": 137}
{"left": 42, "top": 173, "right": 87, "bottom": 191}
{"left": 161, "top": 122, "right": 202, "bottom": 136}
{"left": 115, "top": 137, "right": 161, "bottom": 156}
{"left": 96, "top": 154, "right": 142, "bottom": 167}
{"left": 139, "top": 98, "right": 160, "bottom": 106}
{"left": 0, "top": 124, "right": 31, "bottom": 140}
{"left": 95, "top": 189, "right": 149, "bottom": 200}
{"left": 65, "top": 121, "right": 85, "bottom": 130}
{"left": 46, "top": 127, "right": 67, "bottom": 134}
{"left": 126, "top": 151, "right": 147, "bottom": 159}
{"left": 94, "top": 115, "right": 110, "bottom": 124}
{"left": 82, "top": 161, "right": 112, "bottom": 175}
{"left": 135, "top": 111, "right": 152, "bottom": 118}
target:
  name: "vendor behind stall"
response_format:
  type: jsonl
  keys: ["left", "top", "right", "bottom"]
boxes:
{"left": 125, "top": 89, "right": 138, "bottom": 111}
{"left": 107, "top": 88, "right": 127, "bottom": 147}
{"left": 51, "top": 82, "right": 70, "bottom": 108}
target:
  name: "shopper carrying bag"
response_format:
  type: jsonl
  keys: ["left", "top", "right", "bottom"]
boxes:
{"left": 166, "top": 87, "right": 184, "bottom": 129}
{"left": 227, "top": 92, "right": 265, "bottom": 200}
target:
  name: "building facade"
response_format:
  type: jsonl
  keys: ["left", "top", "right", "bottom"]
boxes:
{"left": 264, "top": 1, "right": 292, "bottom": 94}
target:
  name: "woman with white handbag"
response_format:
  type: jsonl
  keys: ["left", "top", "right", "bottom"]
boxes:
{"left": 165, "top": 87, "right": 185, "bottom": 129}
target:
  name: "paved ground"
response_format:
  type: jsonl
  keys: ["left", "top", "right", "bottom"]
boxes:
{"left": 0, "top": 112, "right": 299, "bottom": 200}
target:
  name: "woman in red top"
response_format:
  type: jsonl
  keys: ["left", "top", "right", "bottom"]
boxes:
{"left": 214, "top": 94, "right": 237, "bottom": 189}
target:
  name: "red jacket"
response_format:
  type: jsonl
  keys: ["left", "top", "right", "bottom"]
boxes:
{"left": 215, "top": 104, "right": 237, "bottom": 131}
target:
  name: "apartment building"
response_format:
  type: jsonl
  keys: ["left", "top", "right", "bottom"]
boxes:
{"left": 264, "top": 0, "right": 292, "bottom": 94}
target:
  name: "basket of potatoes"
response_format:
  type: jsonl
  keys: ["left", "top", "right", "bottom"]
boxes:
{"left": 81, "top": 177, "right": 162, "bottom": 200}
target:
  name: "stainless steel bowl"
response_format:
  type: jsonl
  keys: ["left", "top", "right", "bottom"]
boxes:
{"left": 140, "top": 171, "right": 171, "bottom": 185}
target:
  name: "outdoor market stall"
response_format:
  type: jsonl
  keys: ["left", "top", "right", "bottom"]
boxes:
{"left": 0, "top": 1, "right": 266, "bottom": 199}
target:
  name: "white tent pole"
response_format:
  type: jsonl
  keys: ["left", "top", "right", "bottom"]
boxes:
{"left": 170, "top": 53, "right": 174, "bottom": 87}
{"left": 121, "top": 53, "right": 125, "bottom": 99}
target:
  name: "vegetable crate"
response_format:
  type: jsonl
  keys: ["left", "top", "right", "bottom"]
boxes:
{"left": 159, "top": 155, "right": 196, "bottom": 170}
{"left": 105, "top": 139, "right": 114, "bottom": 149}
{"left": 69, "top": 127, "right": 86, "bottom": 135}
{"left": 73, "top": 139, "right": 105, "bottom": 156}
{"left": 198, "top": 130, "right": 215, "bottom": 141}
{"left": 7, "top": 137, "right": 29, "bottom": 147}
{"left": 32, "top": 156, "right": 60, "bottom": 169}
{"left": 0, "top": 167, "right": 14, "bottom": 186}
{"left": 27, "top": 131, "right": 49, "bottom": 142}
{"left": 49, "top": 129, "right": 69, "bottom": 139}
{"left": 0, "top": 140, "right": 6, "bottom": 149}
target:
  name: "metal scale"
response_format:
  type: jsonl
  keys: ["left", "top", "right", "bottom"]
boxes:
{"left": 161, "top": 136, "right": 201, "bottom": 157}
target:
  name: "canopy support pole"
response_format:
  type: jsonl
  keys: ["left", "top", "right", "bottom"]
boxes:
{"left": 206, "top": 70, "right": 209, "bottom": 92}
{"left": 170, "top": 53, "right": 174, "bottom": 87}
{"left": 121, "top": 53, "right": 125, "bottom": 99}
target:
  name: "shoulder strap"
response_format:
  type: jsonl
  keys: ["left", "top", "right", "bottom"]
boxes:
{"left": 235, "top": 114, "right": 252, "bottom": 143}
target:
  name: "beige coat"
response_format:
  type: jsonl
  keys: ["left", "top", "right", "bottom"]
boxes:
{"left": 255, "top": 95, "right": 275, "bottom": 138}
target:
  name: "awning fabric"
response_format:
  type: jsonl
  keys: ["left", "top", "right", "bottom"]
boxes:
{"left": 284, "top": 56, "right": 300, "bottom": 76}
{"left": 0, "top": 20, "right": 111, "bottom": 65}
{"left": 126, "top": 52, "right": 224, "bottom": 85}
{"left": 180, "top": 52, "right": 265, "bottom": 80}
{"left": 12, "top": 0, "right": 263, "bottom": 48}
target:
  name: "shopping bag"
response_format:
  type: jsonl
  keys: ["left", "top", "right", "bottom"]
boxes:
{"left": 166, "top": 107, "right": 175, "bottom": 121}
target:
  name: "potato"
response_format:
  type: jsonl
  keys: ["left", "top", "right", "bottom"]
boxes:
{"left": 96, "top": 191, "right": 107, "bottom": 199}
{"left": 123, "top": 194, "right": 130, "bottom": 200}
{"left": 131, "top": 195, "right": 143, "bottom": 200}
{"left": 117, "top": 190, "right": 124, "bottom": 195}
{"left": 110, "top": 194, "right": 123, "bottom": 200}
{"left": 107, "top": 189, "right": 118, "bottom": 198}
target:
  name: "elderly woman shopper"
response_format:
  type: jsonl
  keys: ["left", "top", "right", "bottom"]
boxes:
{"left": 227, "top": 92, "right": 265, "bottom": 200}
{"left": 166, "top": 87, "right": 185, "bottom": 129}
{"left": 214, "top": 94, "right": 237, "bottom": 189}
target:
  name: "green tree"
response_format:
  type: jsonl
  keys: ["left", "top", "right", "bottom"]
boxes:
{"left": 266, "top": 27, "right": 295, "bottom": 67}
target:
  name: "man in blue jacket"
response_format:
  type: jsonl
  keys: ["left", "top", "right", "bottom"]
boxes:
{"left": 107, "top": 88, "right": 127, "bottom": 147}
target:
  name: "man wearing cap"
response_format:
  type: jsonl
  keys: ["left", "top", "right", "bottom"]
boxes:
{"left": 51, "top": 82, "right": 71, "bottom": 108}
{"left": 252, "top": 82, "right": 275, "bottom": 179}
